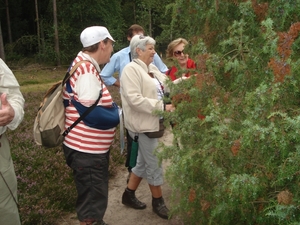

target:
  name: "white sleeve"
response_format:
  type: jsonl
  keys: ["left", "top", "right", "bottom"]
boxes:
{"left": 0, "top": 59, "right": 25, "bottom": 131}
{"left": 75, "top": 73, "right": 102, "bottom": 106}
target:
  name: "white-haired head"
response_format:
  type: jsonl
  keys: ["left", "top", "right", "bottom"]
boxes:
{"left": 130, "top": 35, "right": 156, "bottom": 59}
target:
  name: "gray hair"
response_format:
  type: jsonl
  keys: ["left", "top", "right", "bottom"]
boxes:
{"left": 130, "top": 35, "right": 156, "bottom": 59}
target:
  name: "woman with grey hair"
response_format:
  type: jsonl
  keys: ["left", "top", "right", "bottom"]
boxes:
{"left": 120, "top": 35, "right": 175, "bottom": 220}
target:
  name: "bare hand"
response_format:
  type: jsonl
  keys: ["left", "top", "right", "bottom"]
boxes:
{"left": 0, "top": 93, "right": 15, "bottom": 126}
{"left": 165, "top": 104, "right": 175, "bottom": 112}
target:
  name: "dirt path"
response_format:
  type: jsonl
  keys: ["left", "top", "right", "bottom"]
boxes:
{"left": 57, "top": 129, "right": 183, "bottom": 225}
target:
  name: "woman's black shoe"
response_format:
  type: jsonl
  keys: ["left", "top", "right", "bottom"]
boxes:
{"left": 152, "top": 197, "right": 169, "bottom": 219}
{"left": 122, "top": 188, "right": 146, "bottom": 209}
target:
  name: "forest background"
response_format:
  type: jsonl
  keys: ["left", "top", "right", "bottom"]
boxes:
{"left": 1, "top": 0, "right": 300, "bottom": 224}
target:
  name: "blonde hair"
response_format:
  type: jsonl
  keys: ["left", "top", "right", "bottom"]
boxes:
{"left": 166, "top": 38, "right": 188, "bottom": 58}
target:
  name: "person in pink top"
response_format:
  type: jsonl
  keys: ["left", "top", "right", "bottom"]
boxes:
{"left": 62, "top": 26, "right": 115, "bottom": 225}
{"left": 165, "top": 38, "right": 196, "bottom": 83}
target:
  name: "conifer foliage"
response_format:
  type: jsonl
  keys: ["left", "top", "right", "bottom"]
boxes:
{"left": 159, "top": 1, "right": 300, "bottom": 224}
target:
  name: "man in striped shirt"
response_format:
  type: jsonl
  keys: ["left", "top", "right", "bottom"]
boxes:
{"left": 62, "top": 26, "right": 115, "bottom": 225}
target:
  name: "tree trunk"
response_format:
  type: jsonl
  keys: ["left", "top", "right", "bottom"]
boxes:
{"left": 40, "top": 19, "right": 45, "bottom": 53}
{"left": 0, "top": 21, "right": 5, "bottom": 60}
{"left": 5, "top": 0, "right": 12, "bottom": 43}
{"left": 35, "top": 0, "right": 41, "bottom": 54}
{"left": 148, "top": 8, "right": 152, "bottom": 37}
{"left": 133, "top": 2, "right": 136, "bottom": 23}
{"left": 53, "top": 0, "right": 60, "bottom": 66}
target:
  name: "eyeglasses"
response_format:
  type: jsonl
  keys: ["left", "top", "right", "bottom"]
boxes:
{"left": 139, "top": 35, "right": 145, "bottom": 39}
{"left": 173, "top": 50, "right": 184, "bottom": 56}
{"left": 109, "top": 40, "right": 114, "bottom": 48}
{"left": 103, "top": 38, "right": 114, "bottom": 47}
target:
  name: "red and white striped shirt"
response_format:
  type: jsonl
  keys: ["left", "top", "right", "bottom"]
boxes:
{"left": 63, "top": 52, "right": 115, "bottom": 154}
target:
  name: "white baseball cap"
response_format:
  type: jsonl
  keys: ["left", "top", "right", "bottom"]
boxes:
{"left": 80, "top": 26, "right": 115, "bottom": 47}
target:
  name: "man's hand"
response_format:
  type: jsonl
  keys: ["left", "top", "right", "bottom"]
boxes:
{"left": 0, "top": 93, "right": 15, "bottom": 126}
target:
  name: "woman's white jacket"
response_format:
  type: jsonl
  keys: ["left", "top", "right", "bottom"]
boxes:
{"left": 120, "top": 59, "right": 168, "bottom": 133}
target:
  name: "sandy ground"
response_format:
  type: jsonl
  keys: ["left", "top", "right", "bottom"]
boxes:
{"left": 57, "top": 129, "right": 183, "bottom": 225}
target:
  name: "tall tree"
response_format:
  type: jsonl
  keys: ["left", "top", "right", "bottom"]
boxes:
{"left": 0, "top": 21, "right": 5, "bottom": 60}
{"left": 133, "top": 0, "right": 173, "bottom": 52}
{"left": 5, "top": 0, "right": 12, "bottom": 43}
{"left": 35, "top": 0, "right": 41, "bottom": 54}
{"left": 53, "top": 0, "right": 60, "bottom": 66}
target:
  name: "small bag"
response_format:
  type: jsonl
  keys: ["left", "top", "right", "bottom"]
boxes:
{"left": 66, "top": 73, "right": 120, "bottom": 130}
{"left": 71, "top": 100, "right": 120, "bottom": 130}
{"left": 129, "top": 135, "right": 139, "bottom": 168}
{"left": 144, "top": 119, "right": 165, "bottom": 138}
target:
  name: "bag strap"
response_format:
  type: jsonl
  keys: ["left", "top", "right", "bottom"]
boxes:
{"left": 62, "top": 60, "right": 103, "bottom": 137}
{"left": 62, "top": 60, "right": 89, "bottom": 86}
{"left": 0, "top": 171, "right": 19, "bottom": 208}
{"left": 63, "top": 90, "right": 102, "bottom": 136}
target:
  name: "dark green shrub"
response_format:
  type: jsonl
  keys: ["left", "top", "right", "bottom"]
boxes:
{"left": 159, "top": 1, "right": 300, "bottom": 224}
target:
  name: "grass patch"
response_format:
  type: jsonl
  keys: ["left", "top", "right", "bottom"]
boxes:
{"left": 14, "top": 66, "right": 69, "bottom": 93}
{"left": 7, "top": 66, "right": 125, "bottom": 225}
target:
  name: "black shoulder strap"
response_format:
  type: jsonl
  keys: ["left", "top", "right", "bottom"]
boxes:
{"left": 128, "top": 52, "right": 132, "bottom": 62}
